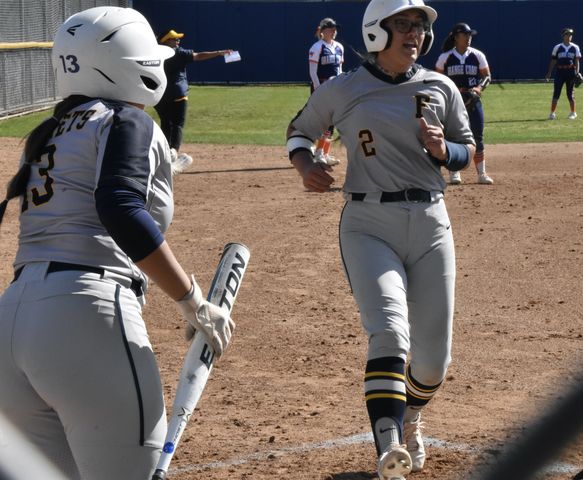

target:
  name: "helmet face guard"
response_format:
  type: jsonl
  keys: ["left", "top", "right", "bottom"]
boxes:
{"left": 362, "top": 0, "right": 437, "bottom": 56}
{"left": 52, "top": 7, "right": 175, "bottom": 106}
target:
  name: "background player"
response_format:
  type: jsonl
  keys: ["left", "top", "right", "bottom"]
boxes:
{"left": 0, "top": 7, "right": 233, "bottom": 479}
{"left": 545, "top": 27, "right": 581, "bottom": 120}
{"left": 308, "top": 18, "right": 344, "bottom": 165}
{"left": 436, "top": 22, "right": 493, "bottom": 185}
{"left": 156, "top": 29, "right": 233, "bottom": 173}
{"left": 308, "top": 17, "right": 344, "bottom": 93}
{"left": 286, "top": 0, "right": 475, "bottom": 478}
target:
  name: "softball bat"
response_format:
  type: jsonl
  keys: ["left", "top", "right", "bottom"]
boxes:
{"left": 151, "top": 242, "right": 251, "bottom": 480}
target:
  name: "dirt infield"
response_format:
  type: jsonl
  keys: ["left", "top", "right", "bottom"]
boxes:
{"left": 1, "top": 138, "right": 583, "bottom": 479}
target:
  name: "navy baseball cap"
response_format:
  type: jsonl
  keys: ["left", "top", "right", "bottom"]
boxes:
{"left": 319, "top": 18, "right": 340, "bottom": 30}
{"left": 452, "top": 23, "right": 477, "bottom": 35}
{"left": 562, "top": 27, "right": 574, "bottom": 36}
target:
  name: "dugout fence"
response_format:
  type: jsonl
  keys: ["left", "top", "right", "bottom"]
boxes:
{"left": 0, "top": 0, "right": 132, "bottom": 119}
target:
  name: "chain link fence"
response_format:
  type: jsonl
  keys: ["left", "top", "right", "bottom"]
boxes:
{"left": 0, "top": 0, "right": 131, "bottom": 118}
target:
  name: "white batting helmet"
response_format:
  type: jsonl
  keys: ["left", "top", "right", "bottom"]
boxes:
{"left": 362, "top": 0, "right": 437, "bottom": 55}
{"left": 52, "top": 7, "right": 174, "bottom": 106}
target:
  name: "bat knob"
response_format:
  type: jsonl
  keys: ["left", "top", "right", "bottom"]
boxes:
{"left": 151, "top": 469, "right": 167, "bottom": 480}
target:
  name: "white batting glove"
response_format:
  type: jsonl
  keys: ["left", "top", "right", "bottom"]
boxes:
{"left": 320, "top": 154, "right": 340, "bottom": 166}
{"left": 175, "top": 275, "right": 235, "bottom": 357}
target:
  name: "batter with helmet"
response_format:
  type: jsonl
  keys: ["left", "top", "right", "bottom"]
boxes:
{"left": 286, "top": 0, "right": 475, "bottom": 478}
{"left": 436, "top": 22, "right": 493, "bottom": 185}
{"left": 0, "top": 7, "right": 233, "bottom": 479}
{"left": 545, "top": 27, "right": 581, "bottom": 120}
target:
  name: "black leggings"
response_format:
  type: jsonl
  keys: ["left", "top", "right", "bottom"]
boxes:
{"left": 154, "top": 99, "right": 187, "bottom": 150}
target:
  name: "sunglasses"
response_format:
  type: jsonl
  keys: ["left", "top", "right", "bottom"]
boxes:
{"left": 387, "top": 18, "right": 430, "bottom": 35}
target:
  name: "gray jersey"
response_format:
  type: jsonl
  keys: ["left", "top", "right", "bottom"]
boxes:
{"left": 14, "top": 99, "right": 173, "bottom": 282}
{"left": 291, "top": 63, "right": 475, "bottom": 193}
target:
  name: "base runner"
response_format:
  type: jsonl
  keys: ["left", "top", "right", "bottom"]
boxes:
{"left": 286, "top": 0, "right": 475, "bottom": 478}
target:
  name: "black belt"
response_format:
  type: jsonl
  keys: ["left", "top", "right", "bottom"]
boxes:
{"left": 350, "top": 189, "right": 435, "bottom": 203}
{"left": 12, "top": 262, "right": 143, "bottom": 297}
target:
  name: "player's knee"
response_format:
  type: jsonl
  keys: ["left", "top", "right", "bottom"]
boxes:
{"left": 368, "top": 331, "right": 409, "bottom": 362}
{"left": 408, "top": 358, "right": 451, "bottom": 387}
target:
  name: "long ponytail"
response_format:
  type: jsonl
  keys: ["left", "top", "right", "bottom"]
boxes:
{"left": 0, "top": 95, "right": 91, "bottom": 227}
{"left": 441, "top": 33, "right": 455, "bottom": 52}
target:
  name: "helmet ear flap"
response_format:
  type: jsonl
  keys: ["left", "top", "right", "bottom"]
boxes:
{"left": 420, "top": 30, "right": 433, "bottom": 56}
{"left": 379, "top": 21, "right": 393, "bottom": 50}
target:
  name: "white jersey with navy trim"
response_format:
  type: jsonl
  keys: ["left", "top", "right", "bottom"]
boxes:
{"left": 292, "top": 63, "right": 474, "bottom": 193}
{"left": 551, "top": 42, "right": 581, "bottom": 66}
{"left": 14, "top": 99, "right": 173, "bottom": 283}
{"left": 308, "top": 39, "right": 344, "bottom": 80}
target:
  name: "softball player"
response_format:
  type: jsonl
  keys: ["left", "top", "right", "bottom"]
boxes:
{"left": 0, "top": 7, "right": 233, "bottom": 480}
{"left": 436, "top": 23, "right": 493, "bottom": 185}
{"left": 155, "top": 29, "right": 233, "bottom": 173}
{"left": 287, "top": 1, "right": 475, "bottom": 478}
{"left": 545, "top": 27, "right": 581, "bottom": 120}
{"left": 309, "top": 18, "right": 344, "bottom": 165}
{"left": 308, "top": 17, "right": 345, "bottom": 92}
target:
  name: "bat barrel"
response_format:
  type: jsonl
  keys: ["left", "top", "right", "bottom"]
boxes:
{"left": 153, "top": 242, "right": 251, "bottom": 478}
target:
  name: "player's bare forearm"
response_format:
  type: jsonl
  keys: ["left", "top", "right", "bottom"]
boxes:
{"left": 291, "top": 150, "right": 335, "bottom": 192}
{"left": 464, "top": 144, "right": 476, "bottom": 169}
{"left": 192, "top": 50, "right": 231, "bottom": 61}
{"left": 419, "top": 117, "right": 447, "bottom": 160}
{"left": 136, "top": 241, "right": 191, "bottom": 300}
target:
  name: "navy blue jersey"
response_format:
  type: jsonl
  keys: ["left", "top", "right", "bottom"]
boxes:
{"left": 160, "top": 46, "right": 195, "bottom": 100}
{"left": 435, "top": 47, "right": 489, "bottom": 89}
{"left": 551, "top": 42, "right": 581, "bottom": 68}
{"left": 309, "top": 40, "right": 344, "bottom": 81}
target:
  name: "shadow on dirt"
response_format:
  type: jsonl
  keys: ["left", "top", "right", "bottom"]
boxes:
{"left": 327, "top": 472, "right": 376, "bottom": 479}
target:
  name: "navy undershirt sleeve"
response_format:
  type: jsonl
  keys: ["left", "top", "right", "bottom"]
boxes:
{"left": 443, "top": 141, "right": 470, "bottom": 171}
{"left": 430, "top": 141, "right": 470, "bottom": 171}
{"left": 95, "top": 102, "right": 164, "bottom": 262}
{"left": 95, "top": 185, "right": 164, "bottom": 262}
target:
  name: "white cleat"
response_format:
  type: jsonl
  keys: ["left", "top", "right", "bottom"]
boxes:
{"left": 377, "top": 443, "right": 412, "bottom": 480}
{"left": 404, "top": 416, "right": 426, "bottom": 472}
{"left": 548, "top": 112, "right": 557, "bottom": 120}
{"left": 449, "top": 171, "right": 462, "bottom": 185}
{"left": 568, "top": 112, "right": 578, "bottom": 119}
{"left": 171, "top": 152, "right": 193, "bottom": 175}
{"left": 477, "top": 173, "right": 494, "bottom": 185}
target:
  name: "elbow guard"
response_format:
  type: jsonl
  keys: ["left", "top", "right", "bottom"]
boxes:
{"left": 287, "top": 132, "right": 315, "bottom": 160}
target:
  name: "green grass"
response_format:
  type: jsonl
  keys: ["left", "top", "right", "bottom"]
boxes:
{"left": 1, "top": 83, "right": 581, "bottom": 145}
{"left": 151, "top": 85, "right": 310, "bottom": 145}
{"left": 482, "top": 83, "right": 582, "bottom": 143}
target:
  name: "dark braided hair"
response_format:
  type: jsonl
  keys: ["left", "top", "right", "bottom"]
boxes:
{"left": 0, "top": 95, "right": 91, "bottom": 227}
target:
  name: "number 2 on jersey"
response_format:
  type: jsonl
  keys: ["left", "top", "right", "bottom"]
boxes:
{"left": 359, "top": 129, "right": 376, "bottom": 157}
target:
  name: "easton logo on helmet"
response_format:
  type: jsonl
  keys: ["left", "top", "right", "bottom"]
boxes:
{"left": 137, "top": 60, "right": 162, "bottom": 66}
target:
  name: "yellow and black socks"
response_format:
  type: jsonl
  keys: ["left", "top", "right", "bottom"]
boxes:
{"left": 365, "top": 357, "right": 406, "bottom": 455}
